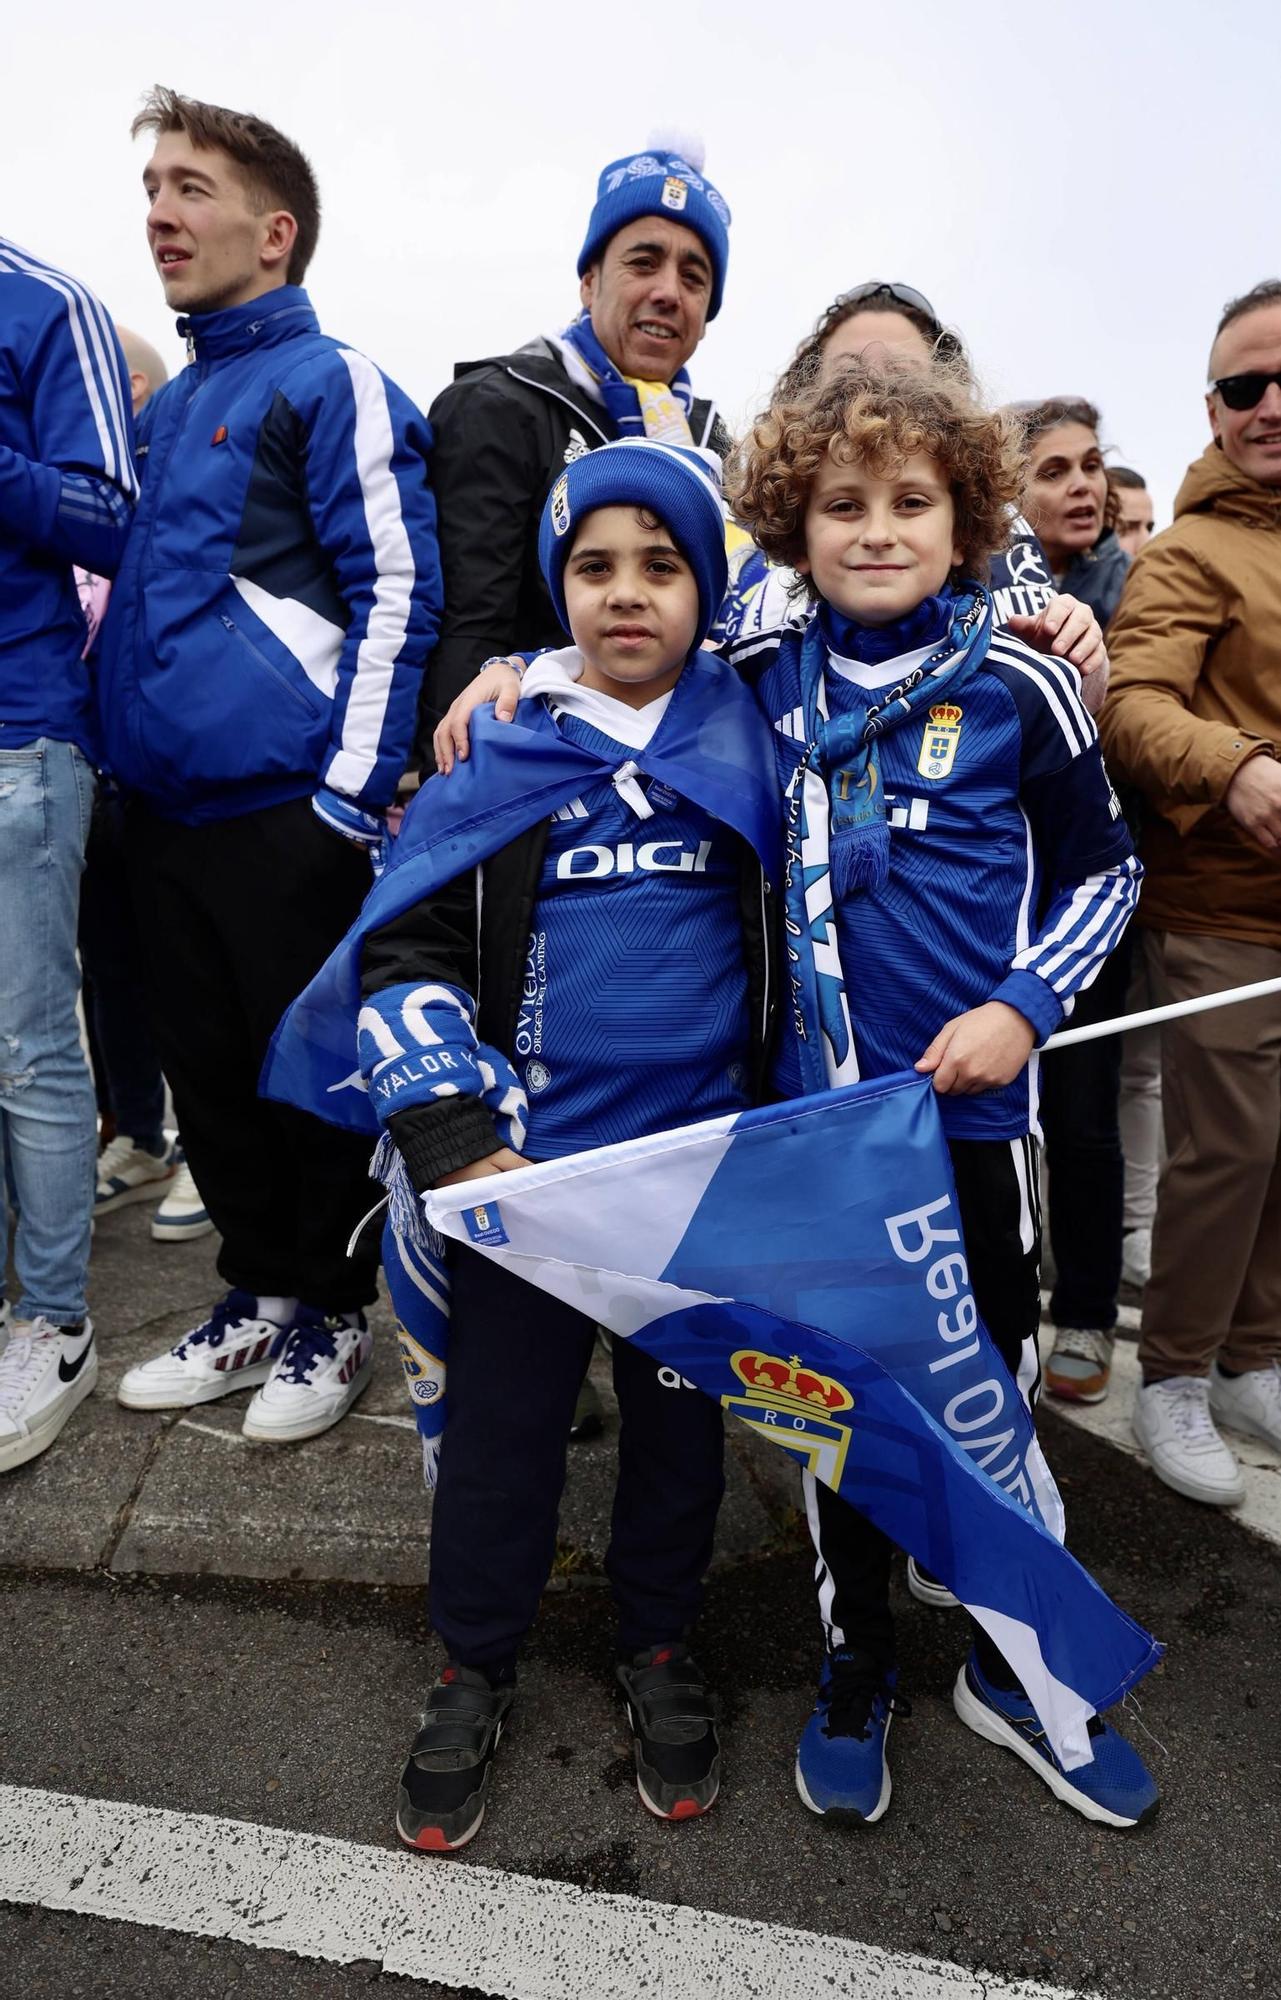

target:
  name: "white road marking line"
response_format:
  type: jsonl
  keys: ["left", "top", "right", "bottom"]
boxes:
{"left": 176, "top": 1411, "right": 418, "bottom": 1442}
{"left": 0, "top": 1784, "right": 1079, "bottom": 2000}
{"left": 1038, "top": 1326, "right": 1281, "bottom": 1549}
{"left": 176, "top": 1419, "right": 249, "bottom": 1445}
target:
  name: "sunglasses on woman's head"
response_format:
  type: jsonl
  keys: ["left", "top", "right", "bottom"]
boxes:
{"left": 827, "top": 281, "right": 963, "bottom": 362}
{"left": 835, "top": 280, "right": 943, "bottom": 325}
{"left": 1211, "top": 370, "right": 1281, "bottom": 411}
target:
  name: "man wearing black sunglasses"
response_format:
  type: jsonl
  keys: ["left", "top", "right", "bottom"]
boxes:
{"left": 1100, "top": 280, "right": 1281, "bottom": 1509}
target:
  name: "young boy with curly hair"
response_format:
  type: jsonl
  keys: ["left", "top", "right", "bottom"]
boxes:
{"left": 728, "top": 357, "right": 1157, "bottom": 1831}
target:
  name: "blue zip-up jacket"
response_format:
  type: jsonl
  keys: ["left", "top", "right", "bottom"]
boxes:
{"left": 0, "top": 238, "right": 136, "bottom": 755}
{"left": 96, "top": 287, "right": 441, "bottom": 822}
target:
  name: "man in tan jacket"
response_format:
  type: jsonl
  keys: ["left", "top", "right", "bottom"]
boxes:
{"left": 1101, "top": 280, "right": 1281, "bottom": 1507}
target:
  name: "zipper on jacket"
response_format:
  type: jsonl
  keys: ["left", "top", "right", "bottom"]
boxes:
{"left": 219, "top": 612, "right": 319, "bottom": 714}
{"left": 503, "top": 367, "right": 610, "bottom": 446}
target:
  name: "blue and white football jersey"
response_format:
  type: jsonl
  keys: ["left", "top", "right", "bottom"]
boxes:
{"left": 757, "top": 630, "right": 1138, "bottom": 1140}
{"left": 520, "top": 709, "right": 753, "bottom": 1159}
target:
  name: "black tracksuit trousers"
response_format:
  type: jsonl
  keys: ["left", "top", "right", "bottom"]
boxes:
{"left": 427, "top": 1245, "right": 727, "bottom": 1674}
{"left": 126, "top": 795, "right": 381, "bottom": 1311}
{"left": 807, "top": 1133, "right": 1044, "bottom": 1679}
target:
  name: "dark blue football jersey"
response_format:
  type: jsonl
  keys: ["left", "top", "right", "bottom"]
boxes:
{"left": 746, "top": 628, "right": 1139, "bottom": 1141}
{"left": 519, "top": 709, "right": 753, "bottom": 1159}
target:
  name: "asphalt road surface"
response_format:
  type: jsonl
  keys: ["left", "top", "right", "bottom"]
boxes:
{"left": 1, "top": 1210, "right": 1278, "bottom": 1999}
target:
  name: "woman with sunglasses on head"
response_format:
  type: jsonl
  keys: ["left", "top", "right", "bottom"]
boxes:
{"left": 725, "top": 283, "right": 1109, "bottom": 689}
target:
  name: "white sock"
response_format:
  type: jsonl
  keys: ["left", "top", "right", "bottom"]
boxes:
{"left": 253, "top": 1295, "right": 298, "bottom": 1327}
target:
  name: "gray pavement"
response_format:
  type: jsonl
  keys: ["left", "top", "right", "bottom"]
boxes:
{"left": 2, "top": 1203, "right": 1280, "bottom": 1999}
{"left": 1, "top": 1203, "right": 797, "bottom": 1588}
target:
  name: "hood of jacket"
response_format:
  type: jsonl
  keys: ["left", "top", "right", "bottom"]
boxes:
{"left": 1174, "top": 441, "right": 1281, "bottom": 531}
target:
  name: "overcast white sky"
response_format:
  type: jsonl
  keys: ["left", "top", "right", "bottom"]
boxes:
{"left": 7, "top": 0, "right": 1276, "bottom": 523}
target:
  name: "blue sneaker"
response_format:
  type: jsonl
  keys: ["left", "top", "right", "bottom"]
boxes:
{"left": 794, "top": 1653, "right": 902, "bottom": 1823}
{"left": 953, "top": 1654, "right": 1159, "bottom": 1828}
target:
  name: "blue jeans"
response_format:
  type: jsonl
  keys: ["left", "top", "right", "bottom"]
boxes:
{"left": 0, "top": 738, "right": 97, "bottom": 1322}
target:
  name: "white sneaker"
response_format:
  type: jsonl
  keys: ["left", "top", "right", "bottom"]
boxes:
{"left": 906, "top": 1556, "right": 960, "bottom": 1609}
{"left": 117, "top": 1292, "right": 288, "bottom": 1410}
{"left": 1209, "top": 1361, "right": 1281, "bottom": 1456}
{"left": 95, "top": 1136, "right": 176, "bottom": 1215}
{"left": 1121, "top": 1228, "right": 1152, "bottom": 1290}
{"left": 242, "top": 1312, "right": 373, "bottom": 1443}
{"left": 1132, "top": 1375, "right": 1245, "bottom": 1507}
{"left": 151, "top": 1161, "right": 215, "bottom": 1243}
{"left": 0, "top": 1318, "right": 98, "bottom": 1473}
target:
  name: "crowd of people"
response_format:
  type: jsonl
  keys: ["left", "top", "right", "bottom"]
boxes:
{"left": 1, "top": 87, "right": 1278, "bottom": 1861}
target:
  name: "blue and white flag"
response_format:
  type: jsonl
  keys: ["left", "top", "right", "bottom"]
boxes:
{"left": 426, "top": 1069, "right": 1161, "bottom": 1768}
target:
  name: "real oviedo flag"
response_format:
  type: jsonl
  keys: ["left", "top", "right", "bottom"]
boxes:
{"left": 426, "top": 1070, "right": 1161, "bottom": 1770}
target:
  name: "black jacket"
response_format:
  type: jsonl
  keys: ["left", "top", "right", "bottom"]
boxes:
{"left": 418, "top": 338, "right": 729, "bottom": 744}
{"left": 361, "top": 819, "right": 778, "bottom": 1190}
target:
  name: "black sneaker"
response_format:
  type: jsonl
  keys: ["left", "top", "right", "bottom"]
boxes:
{"left": 395, "top": 1664, "right": 514, "bottom": 1852}
{"left": 616, "top": 1644, "right": 720, "bottom": 1820}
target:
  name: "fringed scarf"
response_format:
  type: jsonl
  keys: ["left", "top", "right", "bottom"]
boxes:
{"left": 772, "top": 585, "right": 994, "bottom": 1095}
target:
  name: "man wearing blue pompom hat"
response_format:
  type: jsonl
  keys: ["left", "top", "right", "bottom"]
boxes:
{"left": 419, "top": 131, "right": 733, "bottom": 730}
{"left": 418, "top": 134, "right": 735, "bottom": 1443}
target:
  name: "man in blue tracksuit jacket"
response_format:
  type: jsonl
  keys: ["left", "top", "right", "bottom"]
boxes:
{"left": 0, "top": 237, "right": 136, "bottom": 1475}
{"left": 99, "top": 87, "right": 443, "bottom": 1445}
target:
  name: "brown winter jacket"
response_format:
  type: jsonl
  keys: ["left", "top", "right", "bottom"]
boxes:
{"left": 1099, "top": 443, "right": 1281, "bottom": 946}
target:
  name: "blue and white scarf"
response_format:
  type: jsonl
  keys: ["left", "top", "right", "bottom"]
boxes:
{"left": 769, "top": 585, "right": 994, "bottom": 1096}
{"left": 560, "top": 309, "right": 697, "bottom": 442}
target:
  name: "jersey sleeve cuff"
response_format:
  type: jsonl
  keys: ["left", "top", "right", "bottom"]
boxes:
{"left": 386, "top": 1097, "right": 501, "bottom": 1194}
{"left": 991, "top": 970, "right": 1065, "bottom": 1048}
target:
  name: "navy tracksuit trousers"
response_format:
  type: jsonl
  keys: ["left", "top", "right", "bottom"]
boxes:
{"left": 427, "top": 1245, "right": 726, "bottom": 1675}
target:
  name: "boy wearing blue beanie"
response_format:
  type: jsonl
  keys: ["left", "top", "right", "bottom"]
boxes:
{"left": 346, "top": 439, "right": 781, "bottom": 1849}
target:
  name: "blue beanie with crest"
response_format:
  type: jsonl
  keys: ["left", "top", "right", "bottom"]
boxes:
{"left": 539, "top": 438, "right": 728, "bottom": 652}
{"left": 577, "top": 130, "right": 731, "bottom": 320}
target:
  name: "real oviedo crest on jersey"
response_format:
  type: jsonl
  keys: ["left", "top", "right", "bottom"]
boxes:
{"left": 917, "top": 702, "right": 963, "bottom": 780}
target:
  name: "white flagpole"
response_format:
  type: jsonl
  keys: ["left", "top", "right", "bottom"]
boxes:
{"left": 1042, "top": 976, "right": 1281, "bottom": 1053}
